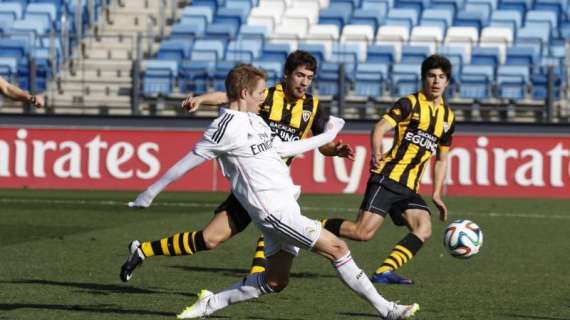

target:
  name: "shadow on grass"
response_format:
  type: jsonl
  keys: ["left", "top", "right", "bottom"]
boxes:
{"left": 339, "top": 312, "right": 378, "bottom": 318}
{"left": 170, "top": 265, "right": 336, "bottom": 279}
{"left": 1, "top": 279, "right": 195, "bottom": 297}
{"left": 502, "top": 314, "right": 570, "bottom": 320}
{"left": 0, "top": 303, "right": 173, "bottom": 317}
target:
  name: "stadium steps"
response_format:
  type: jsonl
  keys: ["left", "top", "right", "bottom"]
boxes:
{"left": 47, "top": 0, "right": 183, "bottom": 114}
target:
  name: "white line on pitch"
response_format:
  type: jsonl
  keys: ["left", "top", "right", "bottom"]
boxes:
{"left": 0, "top": 198, "right": 569, "bottom": 220}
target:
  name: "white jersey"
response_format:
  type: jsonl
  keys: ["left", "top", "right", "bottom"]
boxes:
{"left": 193, "top": 109, "right": 300, "bottom": 219}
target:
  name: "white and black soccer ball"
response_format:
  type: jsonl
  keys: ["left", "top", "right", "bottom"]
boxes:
{"left": 443, "top": 219, "right": 483, "bottom": 259}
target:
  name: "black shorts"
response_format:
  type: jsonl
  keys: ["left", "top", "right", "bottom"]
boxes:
{"left": 359, "top": 174, "right": 431, "bottom": 226}
{"left": 213, "top": 193, "right": 252, "bottom": 233}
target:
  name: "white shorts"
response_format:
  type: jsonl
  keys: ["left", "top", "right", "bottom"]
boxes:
{"left": 239, "top": 190, "right": 322, "bottom": 257}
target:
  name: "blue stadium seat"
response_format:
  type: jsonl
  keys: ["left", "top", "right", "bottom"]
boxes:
{"left": 178, "top": 60, "right": 214, "bottom": 94}
{"left": 330, "top": 0, "right": 361, "bottom": 10}
{"left": 498, "top": 0, "right": 532, "bottom": 18}
{"left": 261, "top": 42, "right": 290, "bottom": 63}
{"left": 226, "top": 38, "right": 262, "bottom": 62}
{"left": 525, "top": 10, "right": 558, "bottom": 38}
{"left": 471, "top": 46, "right": 500, "bottom": 66}
{"left": 191, "top": 39, "right": 227, "bottom": 61}
{"left": 0, "top": 38, "right": 28, "bottom": 58}
{"left": 0, "top": 56, "right": 18, "bottom": 79}
{"left": 315, "top": 62, "right": 342, "bottom": 96}
{"left": 191, "top": 0, "right": 225, "bottom": 13}
{"left": 170, "top": 22, "right": 204, "bottom": 38}
{"left": 181, "top": 5, "right": 214, "bottom": 30}
{"left": 362, "top": 0, "right": 393, "bottom": 10}
{"left": 366, "top": 45, "right": 395, "bottom": 64}
{"left": 496, "top": 65, "right": 530, "bottom": 100}
{"left": 214, "top": 6, "right": 249, "bottom": 34}
{"left": 318, "top": 4, "right": 352, "bottom": 30}
{"left": 394, "top": 0, "right": 427, "bottom": 13}
{"left": 454, "top": 10, "right": 489, "bottom": 31}
{"left": 391, "top": 63, "right": 421, "bottom": 96}
{"left": 419, "top": 8, "right": 454, "bottom": 33}
{"left": 430, "top": 0, "right": 464, "bottom": 14}
{"left": 459, "top": 64, "right": 495, "bottom": 99}
{"left": 25, "top": 2, "right": 57, "bottom": 25}
{"left": 353, "top": 62, "right": 388, "bottom": 97}
{"left": 459, "top": 74, "right": 491, "bottom": 99}
{"left": 331, "top": 43, "right": 360, "bottom": 65}
{"left": 530, "top": 69, "right": 562, "bottom": 100}
{"left": 298, "top": 42, "right": 327, "bottom": 66}
{"left": 351, "top": 5, "right": 387, "bottom": 31}
{"left": 489, "top": 9, "right": 523, "bottom": 32}
{"left": 156, "top": 40, "right": 191, "bottom": 63}
{"left": 385, "top": 8, "right": 419, "bottom": 30}
{"left": 252, "top": 60, "right": 282, "bottom": 86}
{"left": 437, "top": 45, "right": 467, "bottom": 78}
{"left": 505, "top": 45, "right": 540, "bottom": 66}
{"left": 0, "top": 1, "right": 24, "bottom": 20}
{"left": 143, "top": 59, "right": 178, "bottom": 96}
{"left": 400, "top": 45, "right": 430, "bottom": 64}
{"left": 212, "top": 60, "right": 238, "bottom": 91}
{"left": 206, "top": 22, "right": 237, "bottom": 40}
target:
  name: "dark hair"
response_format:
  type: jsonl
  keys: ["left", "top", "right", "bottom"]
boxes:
{"left": 421, "top": 54, "right": 452, "bottom": 81}
{"left": 284, "top": 50, "right": 317, "bottom": 76}
{"left": 225, "top": 64, "right": 267, "bottom": 101}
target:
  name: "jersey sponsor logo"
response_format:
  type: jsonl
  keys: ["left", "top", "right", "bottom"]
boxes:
{"left": 302, "top": 110, "right": 312, "bottom": 122}
{"left": 250, "top": 133, "right": 273, "bottom": 155}
{"left": 404, "top": 129, "right": 438, "bottom": 153}
{"left": 269, "top": 122, "right": 301, "bottom": 142}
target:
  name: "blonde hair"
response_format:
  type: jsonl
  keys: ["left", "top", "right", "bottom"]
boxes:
{"left": 225, "top": 64, "right": 267, "bottom": 101}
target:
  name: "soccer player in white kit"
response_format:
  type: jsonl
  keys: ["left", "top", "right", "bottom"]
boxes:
{"left": 129, "top": 64, "right": 419, "bottom": 319}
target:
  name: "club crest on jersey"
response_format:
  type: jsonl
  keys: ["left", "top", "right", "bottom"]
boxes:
{"left": 302, "top": 110, "right": 312, "bottom": 122}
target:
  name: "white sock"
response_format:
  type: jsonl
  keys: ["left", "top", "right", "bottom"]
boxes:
{"left": 206, "top": 272, "right": 274, "bottom": 315}
{"left": 333, "top": 251, "right": 392, "bottom": 317}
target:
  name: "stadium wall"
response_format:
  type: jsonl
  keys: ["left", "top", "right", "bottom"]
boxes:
{"left": 1, "top": 115, "right": 570, "bottom": 198}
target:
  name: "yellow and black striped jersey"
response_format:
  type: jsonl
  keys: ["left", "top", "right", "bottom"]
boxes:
{"left": 372, "top": 90, "right": 456, "bottom": 192}
{"left": 259, "top": 82, "right": 328, "bottom": 145}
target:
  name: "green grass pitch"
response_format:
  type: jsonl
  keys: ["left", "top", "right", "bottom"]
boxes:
{"left": 0, "top": 189, "right": 569, "bottom": 320}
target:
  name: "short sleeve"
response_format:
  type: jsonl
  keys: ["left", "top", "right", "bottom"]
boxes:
{"left": 438, "top": 120, "right": 455, "bottom": 153}
{"left": 383, "top": 97, "right": 413, "bottom": 125}
{"left": 310, "top": 97, "right": 329, "bottom": 135}
{"left": 193, "top": 112, "right": 242, "bottom": 159}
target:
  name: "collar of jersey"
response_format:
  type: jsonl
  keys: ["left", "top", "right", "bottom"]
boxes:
{"left": 418, "top": 90, "right": 444, "bottom": 110}
{"left": 276, "top": 82, "right": 306, "bottom": 102}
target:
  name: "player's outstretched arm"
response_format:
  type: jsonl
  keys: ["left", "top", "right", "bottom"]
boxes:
{"left": 432, "top": 150, "right": 449, "bottom": 221}
{"left": 128, "top": 152, "right": 207, "bottom": 208}
{"left": 275, "top": 116, "right": 345, "bottom": 158}
{"left": 0, "top": 76, "right": 44, "bottom": 108}
{"left": 181, "top": 91, "right": 228, "bottom": 112}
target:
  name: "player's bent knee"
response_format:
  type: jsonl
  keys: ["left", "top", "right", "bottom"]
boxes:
{"left": 267, "top": 279, "right": 288, "bottom": 292}
{"left": 353, "top": 228, "right": 375, "bottom": 241}
{"left": 203, "top": 235, "right": 227, "bottom": 250}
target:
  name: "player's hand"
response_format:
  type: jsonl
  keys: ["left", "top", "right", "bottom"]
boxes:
{"left": 333, "top": 140, "right": 355, "bottom": 160}
{"left": 432, "top": 194, "right": 448, "bottom": 222}
{"left": 127, "top": 191, "right": 154, "bottom": 209}
{"left": 181, "top": 95, "right": 202, "bottom": 112}
{"left": 32, "top": 95, "right": 44, "bottom": 108}
{"left": 370, "top": 152, "right": 384, "bottom": 169}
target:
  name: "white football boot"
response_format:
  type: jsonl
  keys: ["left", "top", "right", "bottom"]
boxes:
{"left": 177, "top": 289, "right": 215, "bottom": 319}
{"left": 385, "top": 302, "right": 420, "bottom": 320}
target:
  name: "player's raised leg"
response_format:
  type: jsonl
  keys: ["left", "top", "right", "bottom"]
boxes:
{"left": 313, "top": 228, "right": 419, "bottom": 319}
{"left": 120, "top": 210, "right": 237, "bottom": 282}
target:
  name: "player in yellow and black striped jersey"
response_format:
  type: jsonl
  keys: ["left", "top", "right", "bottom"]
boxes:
{"left": 120, "top": 51, "right": 355, "bottom": 282}
{"left": 323, "top": 55, "right": 456, "bottom": 285}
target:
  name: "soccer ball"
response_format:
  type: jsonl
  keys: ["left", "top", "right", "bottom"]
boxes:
{"left": 443, "top": 219, "right": 483, "bottom": 259}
